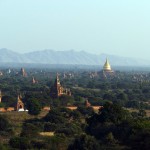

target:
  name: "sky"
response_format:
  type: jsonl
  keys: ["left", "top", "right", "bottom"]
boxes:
{"left": 0, "top": 0, "right": 150, "bottom": 58}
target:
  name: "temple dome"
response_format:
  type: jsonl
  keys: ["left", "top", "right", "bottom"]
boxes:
{"left": 103, "top": 58, "right": 112, "bottom": 71}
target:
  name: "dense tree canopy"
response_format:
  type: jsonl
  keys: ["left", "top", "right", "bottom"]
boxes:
{"left": 0, "top": 68, "right": 150, "bottom": 149}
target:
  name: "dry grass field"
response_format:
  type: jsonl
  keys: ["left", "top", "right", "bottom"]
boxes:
{"left": 39, "top": 132, "right": 54, "bottom": 137}
{"left": 0, "top": 110, "right": 48, "bottom": 135}
{"left": 126, "top": 108, "right": 150, "bottom": 117}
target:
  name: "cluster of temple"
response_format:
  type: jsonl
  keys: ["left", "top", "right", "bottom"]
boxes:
{"left": 0, "top": 58, "right": 113, "bottom": 112}
{"left": 0, "top": 73, "right": 71, "bottom": 112}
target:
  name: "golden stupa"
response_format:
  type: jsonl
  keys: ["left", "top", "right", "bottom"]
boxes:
{"left": 103, "top": 58, "right": 113, "bottom": 72}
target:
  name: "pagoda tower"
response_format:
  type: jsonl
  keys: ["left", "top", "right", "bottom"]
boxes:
{"left": 32, "top": 77, "right": 36, "bottom": 84}
{"left": 20, "top": 68, "right": 27, "bottom": 77}
{"left": 103, "top": 58, "right": 113, "bottom": 73}
{"left": 54, "top": 73, "right": 63, "bottom": 97}
{"left": 97, "top": 58, "right": 115, "bottom": 78}
{"left": 50, "top": 73, "right": 71, "bottom": 98}
{"left": 85, "top": 99, "right": 91, "bottom": 107}
{"left": 103, "top": 58, "right": 111, "bottom": 71}
{"left": 15, "top": 95, "right": 25, "bottom": 111}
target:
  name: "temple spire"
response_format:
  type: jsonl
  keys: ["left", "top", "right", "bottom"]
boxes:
{"left": 16, "top": 94, "right": 25, "bottom": 111}
{"left": 103, "top": 58, "right": 112, "bottom": 71}
{"left": 56, "top": 73, "right": 60, "bottom": 86}
{"left": 50, "top": 73, "right": 71, "bottom": 98}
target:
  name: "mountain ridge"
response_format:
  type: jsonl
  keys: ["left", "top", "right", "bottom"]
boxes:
{"left": 0, "top": 48, "right": 149, "bottom": 66}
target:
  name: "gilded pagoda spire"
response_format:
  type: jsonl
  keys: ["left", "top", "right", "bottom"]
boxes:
{"left": 103, "top": 58, "right": 112, "bottom": 71}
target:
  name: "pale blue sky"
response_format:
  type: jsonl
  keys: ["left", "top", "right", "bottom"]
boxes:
{"left": 0, "top": 0, "right": 150, "bottom": 58}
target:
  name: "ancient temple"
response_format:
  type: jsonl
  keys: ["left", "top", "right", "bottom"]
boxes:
{"left": 20, "top": 68, "right": 27, "bottom": 77}
{"left": 103, "top": 58, "right": 113, "bottom": 73}
{"left": 102, "top": 58, "right": 115, "bottom": 78}
{"left": 15, "top": 95, "right": 25, "bottom": 111}
{"left": 50, "top": 73, "right": 71, "bottom": 98}
{"left": 98, "top": 58, "right": 115, "bottom": 78}
{"left": 0, "top": 71, "right": 3, "bottom": 76}
{"left": 85, "top": 99, "right": 91, "bottom": 107}
{"left": 32, "top": 76, "right": 38, "bottom": 84}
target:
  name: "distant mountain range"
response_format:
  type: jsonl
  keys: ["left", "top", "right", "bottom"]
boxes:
{"left": 0, "top": 48, "right": 149, "bottom": 66}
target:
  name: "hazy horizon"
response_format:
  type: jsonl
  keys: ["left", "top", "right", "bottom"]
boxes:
{"left": 0, "top": 0, "right": 150, "bottom": 59}
{"left": 0, "top": 48, "right": 147, "bottom": 60}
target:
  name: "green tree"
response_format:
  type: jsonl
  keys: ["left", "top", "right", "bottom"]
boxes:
{"left": 0, "top": 115, "right": 11, "bottom": 132}
{"left": 129, "top": 129, "right": 150, "bottom": 150}
{"left": 103, "top": 92, "right": 115, "bottom": 101}
{"left": 59, "top": 95, "right": 74, "bottom": 106}
{"left": 68, "top": 134, "right": 100, "bottom": 150}
{"left": 21, "top": 123, "right": 40, "bottom": 138}
{"left": 138, "top": 109, "right": 146, "bottom": 117}
{"left": 98, "top": 102, "right": 131, "bottom": 124}
{"left": 44, "top": 109, "right": 67, "bottom": 124}
{"left": 0, "top": 103, "right": 5, "bottom": 108}
{"left": 0, "top": 143, "right": 8, "bottom": 150}
{"left": 104, "top": 132, "right": 117, "bottom": 145}
{"left": 9, "top": 137, "right": 31, "bottom": 150}
{"left": 26, "top": 98, "right": 41, "bottom": 115}
{"left": 117, "top": 93, "right": 128, "bottom": 101}
{"left": 1, "top": 95, "right": 16, "bottom": 107}
{"left": 47, "top": 135, "right": 68, "bottom": 150}
{"left": 55, "top": 122, "right": 82, "bottom": 137}
{"left": 77, "top": 106, "right": 94, "bottom": 117}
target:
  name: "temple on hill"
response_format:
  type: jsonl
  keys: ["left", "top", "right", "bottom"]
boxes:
{"left": 50, "top": 73, "right": 71, "bottom": 98}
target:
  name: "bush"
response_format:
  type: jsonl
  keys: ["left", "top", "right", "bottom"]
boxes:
{"left": 68, "top": 134, "right": 100, "bottom": 150}
{"left": 21, "top": 123, "right": 40, "bottom": 138}
{"left": 0, "top": 115, "right": 11, "bottom": 132}
{"left": 44, "top": 122, "right": 58, "bottom": 132}
{"left": 9, "top": 137, "right": 31, "bottom": 149}
{"left": 0, "top": 143, "right": 8, "bottom": 150}
{"left": 26, "top": 98, "right": 41, "bottom": 115}
{"left": 31, "top": 140, "right": 47, "bottom": 149}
